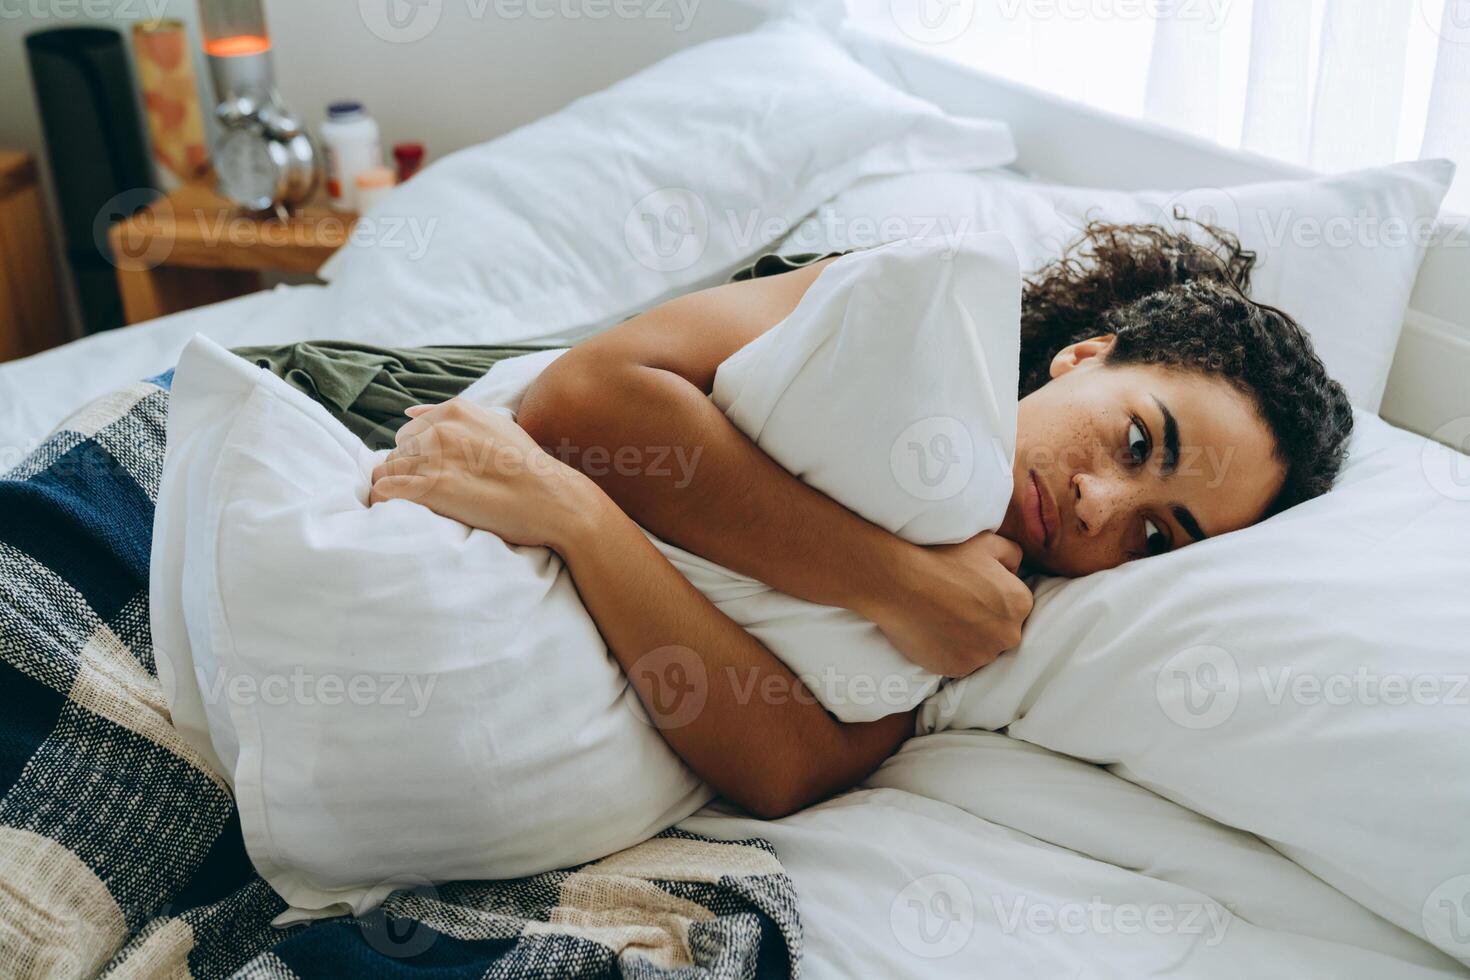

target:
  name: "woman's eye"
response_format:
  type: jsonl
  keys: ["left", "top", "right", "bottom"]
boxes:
{"left": 1127, "top": 419, "right": 1149, "bottom": 466}
{"left": 1143, "top": 517, "right": 1168, "bottom": 556}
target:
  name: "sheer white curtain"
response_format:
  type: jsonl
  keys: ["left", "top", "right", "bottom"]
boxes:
{"left": 851, "top": 0, "right": 1469, "bottom": 212}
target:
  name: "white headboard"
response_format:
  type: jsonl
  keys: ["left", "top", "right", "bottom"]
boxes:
{"left": 841, "top": 23, "right": 1470, "bottom": 447}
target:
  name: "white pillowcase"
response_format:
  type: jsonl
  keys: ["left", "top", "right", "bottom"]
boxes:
{"left": 152, "top": 338, "right": 710, "bottom": 917}
{"left": 713, "top": 232, "right": 1020, "bottom": 543}
{"left": 465, "top": 233, "right": 1022, "bottom": 721}
{"left": 697, "top": 231, "right": 1021, "bottom": 716}
{"left": 919, "top": 412, "right": 1470, "bottom": 965}
{"left": 778, "top": 161, "right": 1454, "bottom": 410}
{"left": 317, "top": 19, "right": 1015, "bottom": 344}
{"left": 153, "top": 232, "right": 1024, "bottom": 915}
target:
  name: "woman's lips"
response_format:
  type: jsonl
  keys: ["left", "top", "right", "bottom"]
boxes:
{"left": 1025, "top": 469, "right": 1057, "bottom": 552}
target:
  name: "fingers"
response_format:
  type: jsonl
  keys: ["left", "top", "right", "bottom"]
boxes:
{"left": 402, "top": 399, "right": 462, "bottom": 422}
{"left": 395, "top": 399, "right": 473, "bottom": 450}
{"left": 394, "top": 417, "right": 430, "bottom": 448}
{"left": 986, "top": 534, "right": 1023, "bottom": 574}
{"left": 370, "top": 454, "right": 423, "bottom": 485}
{"left": 394, "top": 420, "right": 445, "bottom": 461}
{"left": 394, "top": 402, "right": 453, "bottom": 448}
{"left": 976, "top": 537, "right": 1023, "bottom": 575}
{"left": 368, "top": 474, "right": 427, "bottom": 506}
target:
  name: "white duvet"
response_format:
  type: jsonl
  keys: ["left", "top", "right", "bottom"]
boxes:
{"left": 687, "top": 728, "right": 1467, "bottom": 979}
{"left": 150, "top": 234, "right": 1022, "bottom": 917}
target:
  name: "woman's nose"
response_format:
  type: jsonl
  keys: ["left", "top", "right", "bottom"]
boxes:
{"left": 1072, "top": 471, "right": 1129, "bottom": 536}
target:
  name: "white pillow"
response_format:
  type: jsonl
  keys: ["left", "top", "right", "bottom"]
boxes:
{"left": 778, "top": 161, "right": 1454, "bottom": 410}
{"left": 713, "top": 232, "right": 1020, "bottom": 543}
{"left": 152, "top": 338, "right": 710, "bottom": 917}
{"left": 919, "top": 411, "right": 1470, "bottom": 965}
{"left": 462, "top": 232, "right": 1024, "bottom": 721}
{"left": 317, "top": 19, "right": 1014, "bottom": 344}
{"left": 152, "top": 233, "right": 1024, "bottom": 914}
{"left": 697, "top": 231, "right": 1022, "bottom": 717}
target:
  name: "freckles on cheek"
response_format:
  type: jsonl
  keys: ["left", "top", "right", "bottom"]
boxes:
{"left": 1018, "top": 390, "right": 1107, "bottom": 478}
{"left": 1020, "top": 430, "right": 1060, "bottom": 476}
{"left": 1019, "top": 434, "right": 1054, "bottom": 474}
{"left": 1048, "top": 412, "right": 1100, "bottom": 477}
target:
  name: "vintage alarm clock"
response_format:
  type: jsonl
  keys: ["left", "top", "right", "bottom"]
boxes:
{"left": 200, "top": 0, "right": 318, "bottom": 216}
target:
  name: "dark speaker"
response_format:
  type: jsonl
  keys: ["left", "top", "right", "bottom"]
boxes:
{"left": 26, "top": 26, "right": 158, "bottom": 335}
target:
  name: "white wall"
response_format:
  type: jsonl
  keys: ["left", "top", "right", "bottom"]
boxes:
{"left": 0, "top": 0, "right": 764, "bottom": 338}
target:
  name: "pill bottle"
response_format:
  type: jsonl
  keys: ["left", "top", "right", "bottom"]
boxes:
{"left": 321, "top": 101, "right": 380, "bottom": 212}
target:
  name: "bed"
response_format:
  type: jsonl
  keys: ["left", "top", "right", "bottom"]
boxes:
{"left": 1, "top": 15, "right": 1467, "bottom": 980}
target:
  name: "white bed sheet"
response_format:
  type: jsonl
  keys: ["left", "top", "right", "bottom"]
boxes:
{"left": 683, "top": 730, "right": 1466, "bottom": 979}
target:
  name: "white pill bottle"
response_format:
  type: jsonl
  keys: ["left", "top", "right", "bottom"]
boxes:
{"left": 321, "top": 101, "right": 381, "bottom": 212}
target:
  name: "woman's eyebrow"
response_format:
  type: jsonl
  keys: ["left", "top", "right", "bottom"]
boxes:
{"left": 1151, "top": 395, "right": 1180, "bottom": 474}
{"left": 1173, "top": 504, "right": 1208, "bottom": 542}
{"left": 1149, "top": 393, "right": 1203, "bottom": 542}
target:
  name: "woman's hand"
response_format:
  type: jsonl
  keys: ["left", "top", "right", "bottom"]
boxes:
{"left": 861, "top": 532, "right": 1033, "bottom": 679}
{"left": 373, "top": 399, "right": 910, "bottom": 820}
{"left": 369, "top": 399, "right": 599, "bottom": 551}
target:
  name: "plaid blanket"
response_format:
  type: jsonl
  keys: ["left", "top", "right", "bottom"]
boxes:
{"left": 0, "top": 376, "right": 802, "bottom": 980}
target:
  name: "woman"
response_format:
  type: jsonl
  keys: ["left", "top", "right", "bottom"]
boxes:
{"left": 364, "top": 221, "right": 1353, "bottom": 820}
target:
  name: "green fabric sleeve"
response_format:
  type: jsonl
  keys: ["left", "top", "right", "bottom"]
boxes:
{"left": 230, "top": 341, "right": 552, "bottom": 450}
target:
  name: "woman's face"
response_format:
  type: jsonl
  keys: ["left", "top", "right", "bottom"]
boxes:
{"left": 999, "top": 335, "right": 1286, "bottom": 577}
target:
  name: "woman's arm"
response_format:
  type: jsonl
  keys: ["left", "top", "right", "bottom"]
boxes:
{"left": 517, "top": 262, "right": 1032, "bottom": 677}
{"left": 369, "top": 399, "right": 913, "bottom": 818}
{"left": 519, "top": 261, "right": 874, "bottom": 610}
{"left": 554, "top": 479, "right": 914, "bottom": 818}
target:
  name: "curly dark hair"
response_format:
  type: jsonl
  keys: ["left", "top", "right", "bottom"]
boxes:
{"left": 1020, "top": 219, "right": 1354, "bottom": 516}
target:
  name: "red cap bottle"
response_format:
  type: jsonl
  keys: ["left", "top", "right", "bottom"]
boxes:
{"left": 393, "top": 142, "right": 425, "bottom": 183}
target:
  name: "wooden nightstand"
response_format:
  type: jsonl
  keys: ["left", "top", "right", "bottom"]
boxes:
{"left": 107, "top": 181, "right": 355, "bottom": 324}
{"left": 0, "top": 151, "right": 67, "bottom": 360}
